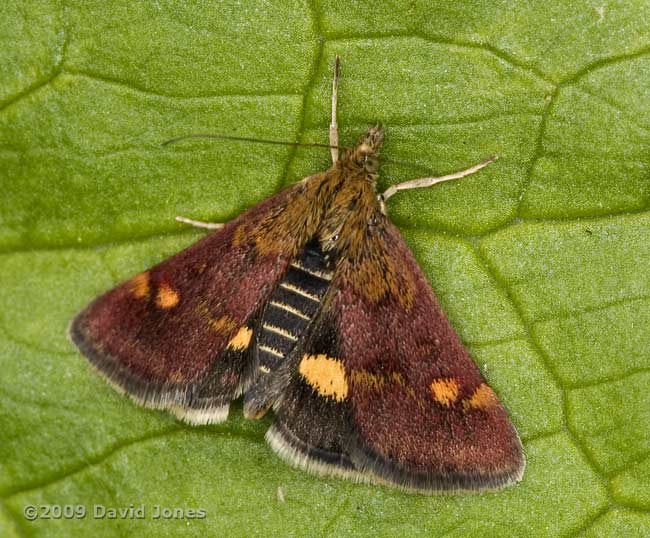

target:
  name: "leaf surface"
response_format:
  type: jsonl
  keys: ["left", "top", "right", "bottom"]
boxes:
{"left": 1, "top": 2, "right": 649, "bottom": 536}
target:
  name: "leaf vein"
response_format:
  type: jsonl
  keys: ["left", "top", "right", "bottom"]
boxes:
{"left": 473, "top": 245, "right": 614, "bottom": 488}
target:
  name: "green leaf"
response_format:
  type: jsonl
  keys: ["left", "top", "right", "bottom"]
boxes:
{"left": 1, "top": 2, "right": 648, "bottom": 537}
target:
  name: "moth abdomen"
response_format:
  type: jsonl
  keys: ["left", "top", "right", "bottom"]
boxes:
{"left": 254, "top": 243, "right": 333, "bottom": 371}
{"left": 244, "top": 243, "right": 334, "bottom": 418}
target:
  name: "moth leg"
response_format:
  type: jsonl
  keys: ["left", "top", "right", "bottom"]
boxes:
{"left": 381, "top": 155, "right": 498, "bottom": 201}
{"left": 175, "top": 216, "right": 225, "bottom": 229}
{"left": 329, "top": 55, "right": 341, "bottom": 164}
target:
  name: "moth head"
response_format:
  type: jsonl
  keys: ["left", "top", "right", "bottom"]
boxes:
{"left": 346, "top": 125, "right": 384, "bottom": 175}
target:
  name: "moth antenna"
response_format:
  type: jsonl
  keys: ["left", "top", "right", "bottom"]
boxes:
{"left": 329, "top": 55, "right": 341, "bottom": 164}
{"left": 381, "top": 155, "right": 498, "bottom": 201}
{"left": 162, "top": 133, "right": 343, "bottom": 152}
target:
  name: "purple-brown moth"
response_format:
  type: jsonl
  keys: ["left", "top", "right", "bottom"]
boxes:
{"left": 70, "top": 57, "right": 524, "bottom": 493}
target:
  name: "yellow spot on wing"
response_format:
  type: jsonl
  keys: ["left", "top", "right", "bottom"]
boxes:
{"left": 350, "top": 370, "right": 404, "bottom": 390}
{"left": 430, "top": 378, "right": 460, "bottom": 407}
{"left": 130, "top": 272, "right": 150, "bottom": 299}
{"left": 350, "top": 370, "right": 424, "bottom": 410}
{"left": 463, "top": 383, "right": 498, "bottom": 410}
{"left": 227, "top": 326, "right": 253, "bottom": 351}
{"left": 156, "top": 283, "right": 180, "bottom": 309}
{"left": 299, "top": 354, "right": 348, "bottom": 401}
{"left": 350, "top": 370, "right": 385, "bottom": 390}
{"left": 209, "top": 315, "right": 238, "bottom": 333}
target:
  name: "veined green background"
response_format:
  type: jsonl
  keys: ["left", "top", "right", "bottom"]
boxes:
{"left": 1, "top": 1, "right": 649, "bottom": 537}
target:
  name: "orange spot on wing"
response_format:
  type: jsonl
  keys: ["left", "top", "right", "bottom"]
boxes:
{"left": 350, "top": 370, "right": 386, "bottom": 390}
{"left": 156, "top": 283, "right": 180, "bottom": 309}
{"left": 130, "top": 272, "right": 150, "bottom": 299}
{"left": 227, "top": 326, "right": 253, "bottom": 351}
{"left": 209, "top": 315, "right": 238, "bottom": 334}
{"left": 463, "top": 383, "right": 499, "bottom": 410}
{"left": 430, "top": 378, "right": 460, "bottom": 407}
{"left": 299, "top": 354, "right": 348, "bottom": 401}
{"left": 350, "top": 370, "right": 424, "bottom": 410}
{"left": 350, "top": 370, "right": 404, "bottom": 390}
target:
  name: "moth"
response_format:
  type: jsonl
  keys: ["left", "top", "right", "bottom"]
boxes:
{"left": 70, "top": 57, "right": 525, "bottom": 493}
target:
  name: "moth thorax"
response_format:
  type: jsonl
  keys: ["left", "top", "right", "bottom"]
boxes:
{"left": 318, "top": 222, "right": 343, "bottom": 254}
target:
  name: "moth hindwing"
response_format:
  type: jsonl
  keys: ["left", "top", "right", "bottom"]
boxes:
{"left": 70, "top": 57, "right": 524, "bottom": 494}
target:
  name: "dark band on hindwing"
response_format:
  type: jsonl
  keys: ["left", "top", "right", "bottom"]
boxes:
{"left": 265, "top": 309, "right": 358, "bottom": 476}
{"left": 255, "top": 242, "right": 333, "bottom": 372}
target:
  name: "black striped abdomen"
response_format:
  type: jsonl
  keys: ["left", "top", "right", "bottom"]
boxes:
{"left": 255, "top": 244, "right": 333, "bottom": 373}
